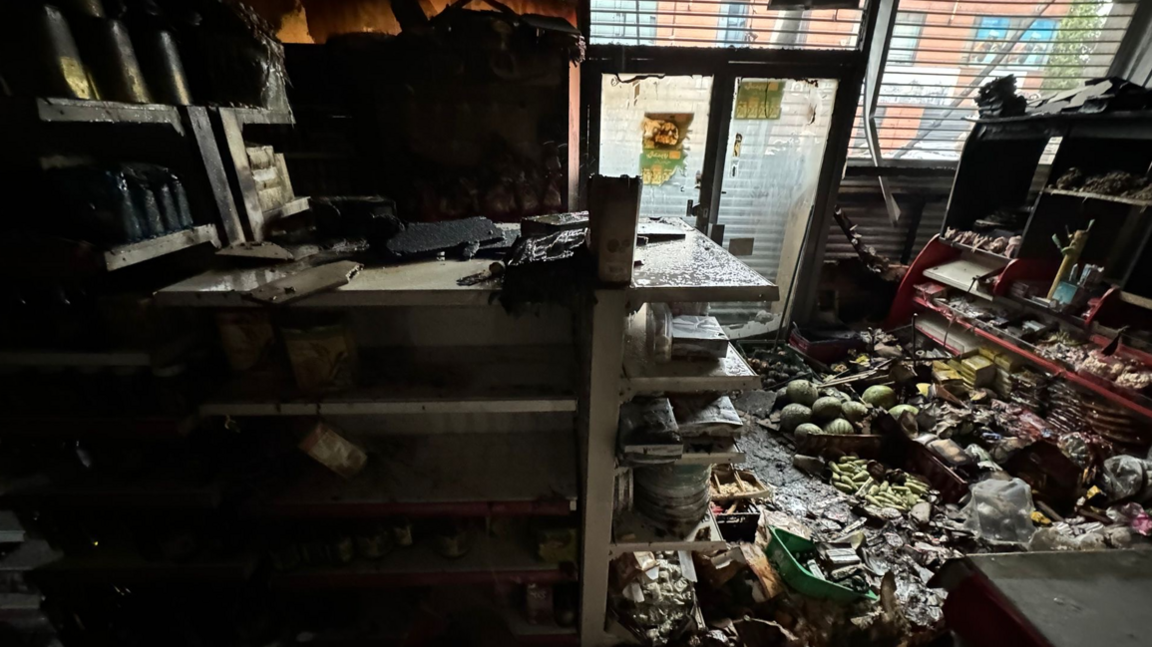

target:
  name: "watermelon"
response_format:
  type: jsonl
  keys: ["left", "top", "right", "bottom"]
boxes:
{"left": 780, "top": 403, "right": 812, "bottom": 433}
{"left": 794, "top": 423, "right": 823, "bottom": 438}
{"left": 822, "top": 418, "right": 854, "bottom": 435}
{"left": 843, "top": 401, "right": 869, "bottom": 423}
{"left": 786, "top": 380, "right": 818, "bottom": 407}
{"left": 811, "top": 396, "right": 843, "bottom": 422}
{"left": 862, "top": 385, "right": 897, "bottom": 409}
{"left": 889, "top": 404, "right": 920, "bottom": 419}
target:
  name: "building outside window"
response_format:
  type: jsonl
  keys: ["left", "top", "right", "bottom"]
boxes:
{"left": 719, "top": 0, "right": 753, "bottom": 46}
{"left": 972, "top": 16, "right": 1058, "bottom": 67}
{"left": 888, "top": 12, "right": 925, "bottom": 64}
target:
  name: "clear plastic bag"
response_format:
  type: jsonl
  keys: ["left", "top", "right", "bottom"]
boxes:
{"left": 1101, "top": 455, "right": 1152, "bottom": 503}
{"left": 646, "top": 303, "right": 672, "bottom": 364}
{"left": 962, "top": 477, "right": 1037, "bottom": 548}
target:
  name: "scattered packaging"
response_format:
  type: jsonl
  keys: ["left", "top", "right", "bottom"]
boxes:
{"left": 610, "top": 553, "right": 698, "bottom": 646}
{"left": 299, "top": 421, "right": 368, "bottom": 479}
{"left": 670, "top": 395, "right": 744, "bottom": 437}
{"left": 618, "top": 398, "right": 683, "bottom": 465}
{"left": 525, "top": 583, "right": 554, "bottom": 625}
{"left": 962, "top": 478, "right": 1037, "bottom": 548}
{"left": 670, "top": 316, "right": 728, "bottom": 360}
{"left": 282, "top": 318, "right": 358, "bottom": 393}
{"left": 216, "top": 310, "right": 276, "bottom": 371}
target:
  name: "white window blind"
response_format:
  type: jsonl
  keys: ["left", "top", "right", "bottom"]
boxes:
{"left": 851, "top": 0, "right": 1139, "bottom": 161}
{"left": 589, "top": 0, "right": 865, "bottom": 49}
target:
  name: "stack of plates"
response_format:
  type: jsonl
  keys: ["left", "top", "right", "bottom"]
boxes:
{"left": 634, "top": 464, "right": 712, "bottom": 532}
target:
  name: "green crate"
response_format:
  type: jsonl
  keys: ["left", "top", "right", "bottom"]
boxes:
{"left": 765, "top": 527, "right": 878, "bottom": 603}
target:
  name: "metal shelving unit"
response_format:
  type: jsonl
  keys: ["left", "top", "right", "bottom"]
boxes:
{"left": 577, "top": 228, "right": 779, "bottom": 643}
{"left": 157, "top": 257, "right": 505, "bottom": 308}
{"left": 0, "top": 98, "right": 251, "bottom": 250}
{"left": 198, "top": 345, "right": 577, "bottom": 416}
{"left": 151, "top": 248, "right": 583, "bottom": 639}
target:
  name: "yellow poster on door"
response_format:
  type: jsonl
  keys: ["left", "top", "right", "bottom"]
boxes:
{"left": 639, "top": 113, "right": 693, "bottom": 185}
{"left": 735, "top": 80, "right": 784, "bottom": 120}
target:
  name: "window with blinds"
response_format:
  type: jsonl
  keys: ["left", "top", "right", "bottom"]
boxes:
{"left": 588, "top": 0, "right": 865, "bottom": 49}
{"left": 850, "top": 0, "right": 1139, "bottom": 161}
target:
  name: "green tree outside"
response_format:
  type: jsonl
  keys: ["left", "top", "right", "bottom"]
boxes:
{"left": 1042, "top": 0, "right": 1108, "bottom": 91}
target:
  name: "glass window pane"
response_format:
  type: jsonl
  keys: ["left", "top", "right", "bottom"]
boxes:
{"left": 589, "top": 0, "right": 863, "bottom": 50}
{"left": 848, "top": 0, "right": 1139, "bottom": 162}
{"left": 712, "top": 78, "right": 838, "bottom": 323}
{"left": 598, "top": 75, "right": 713, "bottom": 220}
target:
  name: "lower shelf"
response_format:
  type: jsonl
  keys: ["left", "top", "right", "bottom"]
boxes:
{"left": 676, "top": 438, "right": 745, "bottom": 465}
{"left": 248, "top": 433, "right": 577, "bottom": 518}
{"left": 270, "top": 536, "right": 575, "bottom": 590}
{"left": 8, "top": 474, "right": 225, "bottom": 511}
{"left": 610, "top": 508, "right": 726, "bottom": 555}
{"left": 201, "top": 346, "right": 577, "bottom": 416}
{"left": 32, "top": 550, "right": 258, "bottom": 585}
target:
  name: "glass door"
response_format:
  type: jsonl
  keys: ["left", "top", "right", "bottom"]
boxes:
{"left": 711, "top": 78, "right": 839, "bottom": 325}
{"left": 593, "top": 73, "right": 839, "bottom": 327}
{"left": 597, "top": 75, "right": 713, "bottom": 220}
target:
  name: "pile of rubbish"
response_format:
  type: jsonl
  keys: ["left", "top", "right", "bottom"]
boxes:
{"left": 609, "top": 319, "right": 1152, "bottom": 647}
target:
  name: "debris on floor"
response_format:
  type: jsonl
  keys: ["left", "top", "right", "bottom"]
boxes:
{"left": 609, "top": 317, "right": 1152, "bottom": 646}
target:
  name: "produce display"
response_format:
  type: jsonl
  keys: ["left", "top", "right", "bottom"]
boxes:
{"left": 822, "top": 418, "right": 854, "bottom": 435}
{"left": 843, "top": 401, "right": 869, "bottom": 423}
{"left": 862, "top": 385, "right": 896, "bottom": 409}
{"left": 775, "top": 379, "right": 886, "bottom": 437}
{"left": 811, "top": 397, "right": 843, "bottom": 422}
{"left": 829, "top": 456, "right": 930, "bottom": 511}
{"left": 786, "top": 380, "right": 819, "bottom": 407}
{"left": 780, "top": 403, "right": 813, "bottom": 434}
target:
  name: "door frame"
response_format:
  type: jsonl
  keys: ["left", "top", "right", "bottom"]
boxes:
{"left": 577, "top": 0, "right": 886, "bottom": 324}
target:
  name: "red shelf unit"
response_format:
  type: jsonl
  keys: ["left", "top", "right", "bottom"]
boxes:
{"left": 910, "top": 297, "right": 1152, "bottom": 422}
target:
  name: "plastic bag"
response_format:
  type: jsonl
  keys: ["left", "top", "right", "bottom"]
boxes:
{"left": 670, "top": 316, "right": 728, "bottom": 359}
{"left": 670, "top": 395, "right": 744, "bottom": 437}
{"left": 962, "top": 478, "right": 1037, "bottom": 548}
{"left": 646, "top": 303, "right": 672, "bottom": 364}
{"left": 618, "top": 398, "right": 682, "bottom": 465}
{"left": 299, "top": 421, "right": 367, "bottom": 479}
{"left": 1100, "top": 455, "right": 1152, "bottom": 503}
